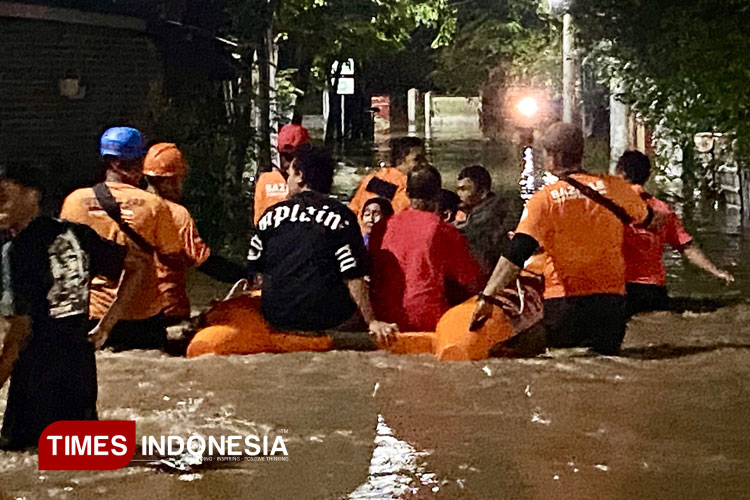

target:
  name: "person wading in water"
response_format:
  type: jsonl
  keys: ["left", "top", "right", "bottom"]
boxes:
{"left": 470, "top": 122, "right": 655, "bottom": 355}
{"left": 0, "top": 164, "right": 145, "bottom": 450}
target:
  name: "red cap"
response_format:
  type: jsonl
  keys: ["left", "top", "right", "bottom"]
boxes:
{"left": 278, "top": 124, "right": 310, "bottom": 152}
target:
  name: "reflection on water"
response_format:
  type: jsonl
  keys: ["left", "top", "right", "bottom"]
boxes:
{"left": 2, "top": 307, "right": 750, "bottom": 498}
{"left": 348, "top": 413, "right": 439, "bottom": 499}
{"left": 2, "top": 138, "right": 750, "bottom": 499}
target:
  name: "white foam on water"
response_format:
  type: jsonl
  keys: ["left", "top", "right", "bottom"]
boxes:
{"left": 530, "top": 411, "right": 552, "bottom": 426}
{"left": 178, "top": 473, "right": 203, "bottom": 482}
{"left": 348, "top": 414, "right": 440, "bottom": 499}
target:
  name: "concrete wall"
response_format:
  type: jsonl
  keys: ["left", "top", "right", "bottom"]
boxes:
{"left": 430, "top": 96, "right": 482, "bottom": 139}
{"left": 0, "top": 13, "right": 163, "bottom": 192}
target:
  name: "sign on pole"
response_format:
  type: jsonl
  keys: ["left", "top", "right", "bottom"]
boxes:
{"left": 335, "top": 78, "right": 354, "bottom": 95}
{"left": 332, "top": 59, "right": 355, "bottom": 76}
{"left": 331, "top": 59, "right": 355, "bottom": 95}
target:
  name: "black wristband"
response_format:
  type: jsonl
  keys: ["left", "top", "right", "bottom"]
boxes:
{"left": 507, "top": 233, "right": 539, "bottom": 268}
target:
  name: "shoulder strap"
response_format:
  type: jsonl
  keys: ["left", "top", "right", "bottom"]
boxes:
{"left": 93, "top": 183, "right": 156, "bottom": 254}
{"left": 559, "top": 175, "right": 634, "bottom": 225}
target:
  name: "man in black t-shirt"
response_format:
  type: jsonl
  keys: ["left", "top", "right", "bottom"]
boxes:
{"left": 248, "top": 146, "right": 397, "bottom": 343}
{"left": 0, "top": 164, "right": 144, "bottom": 450}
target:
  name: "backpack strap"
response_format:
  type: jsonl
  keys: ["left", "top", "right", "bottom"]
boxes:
{"left": 559, "top": 174, "right": 634, "bottom": 225}
{"left": 92, "top": 183, "right": 156, "bottom": 255}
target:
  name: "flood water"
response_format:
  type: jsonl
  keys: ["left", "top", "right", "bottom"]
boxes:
{"left": 1, "top": 137, "right": 750, "bottom": 499}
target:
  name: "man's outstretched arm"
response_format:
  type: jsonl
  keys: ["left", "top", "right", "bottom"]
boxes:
{"left": 682, "top": 244, "right": 735, "bottom": 284}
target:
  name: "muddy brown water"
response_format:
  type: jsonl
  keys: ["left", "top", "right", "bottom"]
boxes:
{"left": 2, "top": 139, "right": 750, "bottom": 499}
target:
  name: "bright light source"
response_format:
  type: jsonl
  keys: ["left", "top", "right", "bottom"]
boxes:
{"left": 517, "top": 97, "right": 539, "bottom": 118}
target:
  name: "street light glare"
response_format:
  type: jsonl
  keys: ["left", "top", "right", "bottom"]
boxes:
{"left": 517, "top": 97, "right": 538, "bottom": 118}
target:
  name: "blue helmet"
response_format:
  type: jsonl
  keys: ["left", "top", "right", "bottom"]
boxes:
{"left": 100, "top": 127, "right": 146, "bottom": 161}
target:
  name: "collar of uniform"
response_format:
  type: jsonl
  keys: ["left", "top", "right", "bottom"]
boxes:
{"left": 564, "top": 170, "right": 587, "bottom": 177}
{"left": 104, "top": 181, "right": 139, "bottom": 190}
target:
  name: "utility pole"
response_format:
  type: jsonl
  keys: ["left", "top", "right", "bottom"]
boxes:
{"left": 609, "top": 78, "right": 628, "bottom": 173}
{"left": 562, "top": 12, "right": 576, "bottom": 124}
{"left": 549, "top": 0, "right": 577, "bottom": 124}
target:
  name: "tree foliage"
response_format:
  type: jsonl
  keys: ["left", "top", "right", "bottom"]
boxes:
{"left": 574, "top": 0, "right": 750, "bottom": 156}
{"left": 433, "top": 0, "right": 560, "bottom": 95}
{"left": 275, "top": 0, "right": 456, "bottom": 91}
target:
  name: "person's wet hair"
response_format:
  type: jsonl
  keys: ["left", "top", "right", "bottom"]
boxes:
{"left": 541, "top": 122, "right": 584, "bottom": 168}
{"left": 292, "top": 144, "right": 334, "bottom": 194}
{"left": 616, "top": 150, "right": 651, "bottom": 185}
{"left": 407, "top": 165, "right": 441, "bottom": 201}
{"left": 0, "top": 162, "right": 46, "bottom": 196}
{"left": 458, "top": 165, "right": 492, "bottom": 193}
{"left": 362, "top": 197, "right": 394, "bottom": 220}
{"left": 438, "top": 189, "right": 460, "bottom": 222}
{"left": 390, "top": 136, "right": 424, "bottom": 167}
{"left": 438, "top": 189, "right": 460, "bottom": 212}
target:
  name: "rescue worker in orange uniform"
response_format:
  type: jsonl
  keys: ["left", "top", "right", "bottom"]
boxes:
{"left": 143, "top": 143, "right": 246, "bottom": 323}
{"left": 253, "top": 113, "right": 311, "bottom": 225}
{"left": 60, "top": 127, "right": 186, "bottom": 351}
{"left": 470, "top": 123, "right": 653, "bottom": 355}
{"left": 617, "top": 150, "right": 734, "bottom": 315}
{"left": 348, "top": 136, "right": 425, "bottom": 217}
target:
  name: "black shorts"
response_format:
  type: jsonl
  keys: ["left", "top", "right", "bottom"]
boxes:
{"left": 544, "top": 294, "right": 627, "bottom": 355}
{"left": 626, "top": 283, "right": 669, "bottom": 317}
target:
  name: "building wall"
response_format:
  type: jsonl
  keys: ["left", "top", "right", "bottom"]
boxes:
{"left": 0, "top": 15, "right": 163, "bottom": 199}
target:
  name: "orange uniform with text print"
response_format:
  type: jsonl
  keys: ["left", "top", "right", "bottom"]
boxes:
{"left": 157, "top": 200, "right": 211, "bottom": 319}
{"left": 349, "top": 168, "right": 409, "bottom": 216}
{"left": 515, "top": 173, "right": 648, "bottom": 299}
{"left": 254, "top": 171, "right": 288, "bottom": 225}
{"left": 60, "top": 182, "right": 183, "bottom": 320}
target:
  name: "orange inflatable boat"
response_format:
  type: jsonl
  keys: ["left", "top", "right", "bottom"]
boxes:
{"left": 186, "top": 295, "right": 333, "bottom": 358}
{"left": 188, "top": 297, "right": 541, "bottom": 362}
{"left": 187, "top": 264, "right": 544, "bottom": 361}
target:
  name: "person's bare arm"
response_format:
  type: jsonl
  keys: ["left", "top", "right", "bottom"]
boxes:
{"left": 346, "top": 278, "right": 398, "bottom": 345}
{"left": 469, "top": 257, "right": 522, "bottom": 331}
{"left": 0, "top": 316, "right": 31, "bottom": 389}
{"left": 88, "top": 249, "right": 149, "bottom": 349}
{"left": 682, "top": 244, "right": 735, "bottom": 284}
